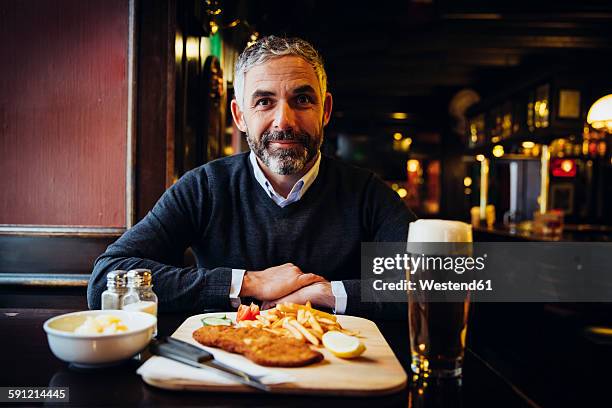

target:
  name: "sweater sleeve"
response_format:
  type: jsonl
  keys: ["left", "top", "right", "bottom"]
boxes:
{"left": 343, "top": 173, "right": 417, "bottom": 319}
{"left": 87, "top": 169, "right": 232, "bottom": 312}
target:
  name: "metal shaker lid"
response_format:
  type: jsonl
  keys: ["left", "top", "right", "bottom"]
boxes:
{"left": 127, "top": 269, "right": 152, "bottom": 287}
{"left": 106, "top": 270, "right": 128, "bottom": 288}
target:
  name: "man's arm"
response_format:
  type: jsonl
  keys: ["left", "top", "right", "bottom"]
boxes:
{"left": 87, "top": 169, "right": 228, "bottom": 311}
{"left": 240, "top": 265, "right": 324, "bottom": 299}
{"left": 228, "top": 266, "right": 325, "bottom": 307}
{"left": 88, "top": 169, "right": 324, "bottom": 311}
{"left": 90, "top": 249, "right": 233, "bottom": 312}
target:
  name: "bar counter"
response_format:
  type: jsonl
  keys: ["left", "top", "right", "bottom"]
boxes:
{"left": 474, "top": 225, "right": 612, "bottom": 242}
{"left": 1, "top": 307, "right": 610, "bottom": 407}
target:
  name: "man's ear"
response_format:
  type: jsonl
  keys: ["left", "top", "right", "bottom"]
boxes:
{"left": 322, "top": 92, "right": 333, "bottom": 127}
{"left": 230, "top": 99, "right": 247, "bottom": 133}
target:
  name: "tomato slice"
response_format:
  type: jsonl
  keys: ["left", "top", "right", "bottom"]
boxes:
{"left": 236, "top": 304, "right": 250, "bottom": 322}
{"left": 236, "top": 303, "right": 260, "bottom": 322}
{"left": 249, "top": 303, "right": 260, "bottom": 316}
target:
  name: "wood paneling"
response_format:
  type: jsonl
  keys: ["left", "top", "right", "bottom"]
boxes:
{"left": 0, "top": 0, "right": 129, "bottom": 227}
{"left": 0, "top": 235, "right": 116, "bottom": 275}
{"left": 0, "top": 286, "right": 87, "bottom": 309}
{"left": 135, "top": 0, "right": 175, "bottom": 221}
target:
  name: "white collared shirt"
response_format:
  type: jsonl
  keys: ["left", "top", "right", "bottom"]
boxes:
{"left": 248, "top": 150, "right": 320, "bottom": 207}
{"left": 228, "top": 151, "right": 348, "bottom": 314}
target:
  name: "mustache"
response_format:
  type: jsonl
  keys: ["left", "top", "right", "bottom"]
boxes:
{"left": 261, "top": 130, "right": 310, "bottom": 147}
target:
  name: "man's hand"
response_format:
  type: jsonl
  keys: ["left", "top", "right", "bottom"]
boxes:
{"left": 239, "top": 263, "right": 325, "bottom": 301}
{"left": 261, "top": 282, "right": 335, "bottom": 310}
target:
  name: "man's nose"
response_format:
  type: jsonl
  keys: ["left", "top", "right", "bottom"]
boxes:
{"left": 272, "top": 100, "right": 296, "bottom": 130}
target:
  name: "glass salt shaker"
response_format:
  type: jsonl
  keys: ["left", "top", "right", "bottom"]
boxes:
{"left": 121, "top": 269, "right": 158, "bottom": 316}
{"left": 101, "top": 270, "right": 128, "bottom": 310}
{"left": 122, "top": 269, "right": 158, "bottom": 335}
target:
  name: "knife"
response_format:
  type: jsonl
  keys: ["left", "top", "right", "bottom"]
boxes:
{"left": 149, "top": 337, "right": 271, "bottom": 392}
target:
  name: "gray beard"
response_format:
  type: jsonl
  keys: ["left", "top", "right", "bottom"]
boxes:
{"left": 246, "top": 129, "right": 322, "bottom": 175}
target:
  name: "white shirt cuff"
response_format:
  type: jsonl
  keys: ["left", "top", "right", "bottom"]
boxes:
{"left": 331, "top": 281, "right": 348, "bottom": 314}
{"left": 229, "top": 269, "right": 246, "bottom": 308}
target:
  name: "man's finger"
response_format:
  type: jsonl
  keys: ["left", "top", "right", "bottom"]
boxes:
{"left": 261, "top": 301, "right": 276, "bottom": 310}
{"left": 297, "top": 273, "right": 326, "bottom": 287}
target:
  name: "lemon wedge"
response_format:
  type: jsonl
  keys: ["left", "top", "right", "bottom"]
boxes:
{"left": 322, "top": 331, "right": 366, "bottom": 358}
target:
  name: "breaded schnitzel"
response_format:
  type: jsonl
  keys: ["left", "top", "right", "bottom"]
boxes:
{"left": 193, "top": 326, "right": 324, "bottom": 367}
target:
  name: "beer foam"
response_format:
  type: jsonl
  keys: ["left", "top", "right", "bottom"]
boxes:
{"left": 408, "top": 219, "right": 472, "bottom": 243}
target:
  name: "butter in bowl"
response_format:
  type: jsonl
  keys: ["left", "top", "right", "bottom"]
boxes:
{"left": 43, "top": 310, "right": 156, "bottom": 368}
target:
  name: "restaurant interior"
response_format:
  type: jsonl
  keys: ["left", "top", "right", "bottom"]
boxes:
{"left": 1, "top": 0, "right": 611, "bottom": 406}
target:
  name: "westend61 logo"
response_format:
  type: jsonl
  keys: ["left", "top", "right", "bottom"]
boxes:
{"left": 363, "top": 241, "right": 612, "bottom": 302}
{"left": 372, "top": 253, "right": 487, "bottom": 275}
{"left": 368, "top": 253, "right": 492, "bottom": 296}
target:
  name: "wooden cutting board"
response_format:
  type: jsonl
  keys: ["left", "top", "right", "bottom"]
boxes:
{"left": 142, "top": 312, "right": 407, "bottom": 396}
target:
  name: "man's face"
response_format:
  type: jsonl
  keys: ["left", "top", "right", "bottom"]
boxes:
{"left": 231, "top": 56, "right": 333, "bottom": 175}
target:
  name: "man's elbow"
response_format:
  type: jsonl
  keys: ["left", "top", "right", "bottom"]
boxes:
{"left": 87, "top": 283, "right": 102, "bottom": 310}
{"left": 87, "top": 256, "right": 112, "bottom": 310}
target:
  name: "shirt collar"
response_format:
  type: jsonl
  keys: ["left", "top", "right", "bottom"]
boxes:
{"left": 249, "top": 150, "right": 321, "bottom": 202}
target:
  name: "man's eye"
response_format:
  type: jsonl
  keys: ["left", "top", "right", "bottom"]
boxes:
{"left": 255, "top": 98, "right": 271, "bottom": 107}
{"left": 296, "top": 94, "right": 312, "bottom": 105}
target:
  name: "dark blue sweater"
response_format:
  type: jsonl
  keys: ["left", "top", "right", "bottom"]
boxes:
{"left": 88, "top": 152, "right": 415, "bottom": 317}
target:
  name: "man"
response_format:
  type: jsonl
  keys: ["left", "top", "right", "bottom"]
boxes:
{"left": 88, "top": 36, "right": 416, "bottom": 317}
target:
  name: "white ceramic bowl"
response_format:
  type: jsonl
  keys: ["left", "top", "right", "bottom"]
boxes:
{"left": 43, "top": 309, "right": 156, "bottom": 367}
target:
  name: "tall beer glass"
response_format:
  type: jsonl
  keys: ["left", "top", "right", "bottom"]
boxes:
{"left": 407, "top": 219, "right": 473, "bottom": 378}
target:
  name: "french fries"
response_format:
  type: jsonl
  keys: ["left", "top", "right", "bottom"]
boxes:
{"left": 235, "top": 302, "right": 359, "bottom": 347}
{"left": 289, "top": 319, "right": 319, "bottom": 346}
{"left": 283, "top": 319, "right": 304, "bottom": 340}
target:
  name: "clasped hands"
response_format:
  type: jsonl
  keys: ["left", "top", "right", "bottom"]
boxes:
{"left": 238, "top": 263, "right": 334, "bottom": 310}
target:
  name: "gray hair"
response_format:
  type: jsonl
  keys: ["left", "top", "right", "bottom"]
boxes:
{"left": 234, "top": 36, "right": 327, "bottom": 110}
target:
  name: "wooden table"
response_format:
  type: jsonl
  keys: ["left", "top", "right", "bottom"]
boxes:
{"left": 0, "top": 307, "right": 601, "bottom": 407}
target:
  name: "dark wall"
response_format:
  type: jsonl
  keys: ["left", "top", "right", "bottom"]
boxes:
{"left": 440, "top": 129, "right": 468, "bottom": 221}
{"left": 136, "top": 0, "right": 176, "bottom": 220}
